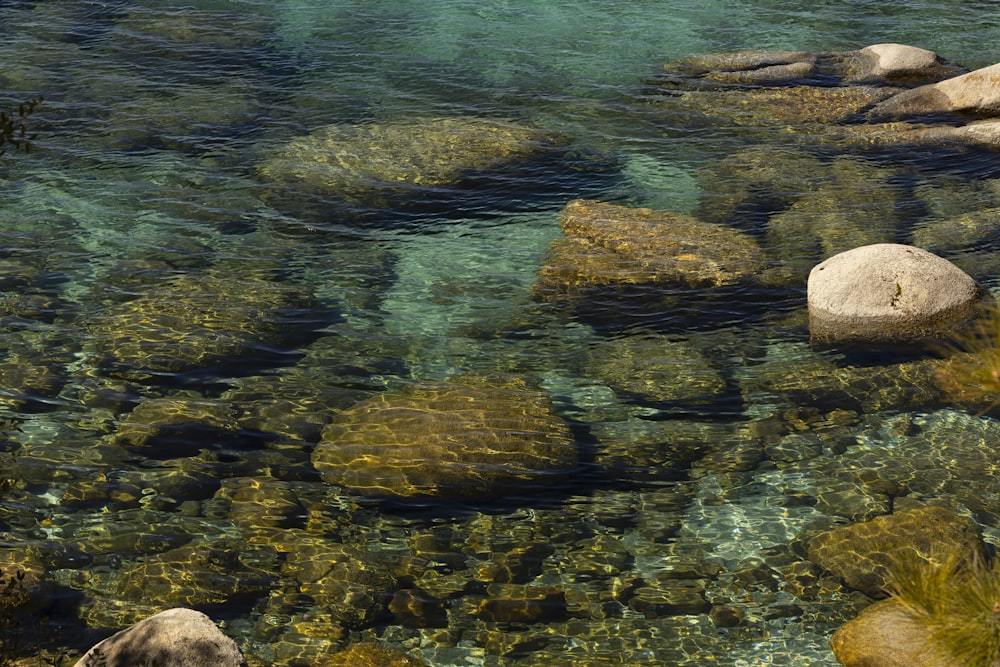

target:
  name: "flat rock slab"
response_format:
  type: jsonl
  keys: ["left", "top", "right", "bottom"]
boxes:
{"left": 807, "top": 243, "right": 983, "bottom": 343}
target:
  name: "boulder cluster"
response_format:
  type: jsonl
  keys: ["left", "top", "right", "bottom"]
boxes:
{"left": 15, "top": 42, "right": 1000, "bottom": 667}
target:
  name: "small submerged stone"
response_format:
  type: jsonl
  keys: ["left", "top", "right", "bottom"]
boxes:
{"left": 312, "top": 374, "right": 576, "bottom": 498}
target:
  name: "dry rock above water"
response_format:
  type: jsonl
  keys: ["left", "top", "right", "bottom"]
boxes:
{"left": 807, "top": 243, "right": 984, "bottom": 343}
{"left": 869, "top": 62, "right": 1000, "bottom": 119}
{"left": 650, "top": 43, "right": 1000, "bottom": 151}
{"left": 72, "top": 607, "right": 247, "bottom": 667}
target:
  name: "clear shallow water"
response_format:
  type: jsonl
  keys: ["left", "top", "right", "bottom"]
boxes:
{"left": 2, "top": 1, "right": 1000, "bottom": 665}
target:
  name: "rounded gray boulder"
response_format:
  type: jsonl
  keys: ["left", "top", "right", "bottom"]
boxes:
{"left": 807, "top": 243, "right": 984, "bottom": 343}
{"left": 72, "top": 608, "right": 247, "bottom": 667}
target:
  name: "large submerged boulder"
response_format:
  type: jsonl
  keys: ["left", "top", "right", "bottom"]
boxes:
{"left": 532, "top": 199, "right": 764, "bottom": 302}
{"left": 312, "top": 374, "right": 576, "bottom": 498}
{"left": 256, "top": 117, "right": 560, "bottom": 207}
{"left": 88, "top": 271, "right": 319, "bottom": 379}
{"left": 807, "top": 244, "right": 984, "bottom": 343}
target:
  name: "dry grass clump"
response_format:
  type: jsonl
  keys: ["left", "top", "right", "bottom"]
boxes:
{"left": 935, "top": 305, "right": 1000, "bottom": 414}
{"left": 885, "top": 546, "right": 1000, "bottom": 666}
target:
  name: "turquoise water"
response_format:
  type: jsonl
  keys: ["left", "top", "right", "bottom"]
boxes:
{"left": 2, "top": 1, "right": 1000, "bottom": 665}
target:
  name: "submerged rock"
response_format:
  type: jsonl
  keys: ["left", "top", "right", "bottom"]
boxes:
{"left": 807, "top": 244, "right": 984, "bottom": 343}
{"left": 281, "top": 539, "right": 396, "bottom": 629}
{"left": 72, "top": 607, "right": 248, "bottom": 667}
{"left": 256, "top": 117, "right": 560, "bottom": 207}
{"left": 532, "top": 199, "right": 763, "bottom": 302}
{"left": 765, "top": 157, "right": 905, "bottom": 285}
{"left": 115, "top": 538, "right": 276, "bottom": 609}
{"left": 312, "top": 374, "right": 576, "bottom": 498}
{"left": 584, "top": 331, "right": 726, "bottom": 404}
{"left": 88, "top": 271, "right": 319, "bottom": 379}
{"left": 317, "top": 643, "right": 429, "bottom": 667}
{"left": 807, "top": 505, "right": 985, "bottom": 598}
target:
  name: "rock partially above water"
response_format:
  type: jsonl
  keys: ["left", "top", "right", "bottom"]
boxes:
{"left": 807, "top": 243, "right": 984, "bottom": 343}
{"left": 869, "top": 62, "right": 1000, "bottom": 119}
{"left": 312, "top": 375, "right": 576, "bottom": 498}
{"left": 72, "top": 607, "right": 247, "bottom": 667}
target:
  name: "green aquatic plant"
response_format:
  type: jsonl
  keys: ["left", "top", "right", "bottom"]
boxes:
{"left": 0, "top": 96, "right": 42, "bottom": 157}
{"left": 885, "top": 546, "right": 1000, "bottom": 666}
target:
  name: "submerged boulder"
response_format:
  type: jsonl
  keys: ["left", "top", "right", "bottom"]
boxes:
{"left": 312, "top": 374, "right": 576, "bottom": 498}
{"left": 88, "top": 271, "right": 319, "bottom": 379}
{"left": 532, "top": 199, "right": 763, "bottom": 302}
{"left": 807, "top": 506, "right": 985, "bottom": 598}
{"left": 256, "top": 117, "right": 560, "bottom": 206}
{"left": 584, "top": 331, "right": 726, "bottom": 404}
{"left": 807, "top": 244, "right": 984, "bottom": 343}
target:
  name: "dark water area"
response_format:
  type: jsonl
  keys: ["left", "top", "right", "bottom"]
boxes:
{"left": 2, "top": 1, "right": 1000, "bottom": 665}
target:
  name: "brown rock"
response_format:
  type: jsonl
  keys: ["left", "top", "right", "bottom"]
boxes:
{"left": 313, "top": 375, "right": 576, "bottom": 498}
{"left": 533, "top": 199, "right": 763, "bottom": 301}
{"left": 807, "top": 506, "right": 986, "bottom": 597}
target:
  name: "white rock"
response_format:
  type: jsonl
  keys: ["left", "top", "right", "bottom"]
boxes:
{"left": 860, "top": 43, "right": 941, "bottom": 78}
{"left": 871, "top": 62, "right": 1000, "bottom": 117}
{"left": 807, "top": 243, "right": 983, "bottom": 342}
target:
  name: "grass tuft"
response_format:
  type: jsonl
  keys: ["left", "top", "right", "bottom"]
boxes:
{"left": 886, "top": 546, "right": 1000, "bottom": 666}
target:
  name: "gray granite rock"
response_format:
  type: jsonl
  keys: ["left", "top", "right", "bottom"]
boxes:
{"left": 807, "top": 243, "right": 984, "bottom": 343}
{"left": 72, "top": 608, "right": 247, "bottom": 667}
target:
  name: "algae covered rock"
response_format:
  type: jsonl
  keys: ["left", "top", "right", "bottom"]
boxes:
{"left": 281, "top": 539, "right": 396, "bottom": 629}
{"left": 532, "top": 199, "right": 763, "bottom": 301}
{"left": 111, "top": 397, "right": 243, "bottom": 461}
{"left": 765, "top": 157, "right": 905, "bottom": 284}
{"left": 88, "top": 271, "right": 319, "bottom": 379}
{"left": 807, "top": 506, "right": 986, "bottom": 598}
{"left": 312, "top": 374, "right": 576, "bottom": 498}
{"left": 584, "top": 331, "right": 726, "bottom": 404}
{"left": 317, "top": 643, "right": 429, "bottom": 667}
{"left": 256, "top": 117, "right": 560, "bottom": 206}
{"left": 115, "top": 538, "right": 276, "bottom": 608}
